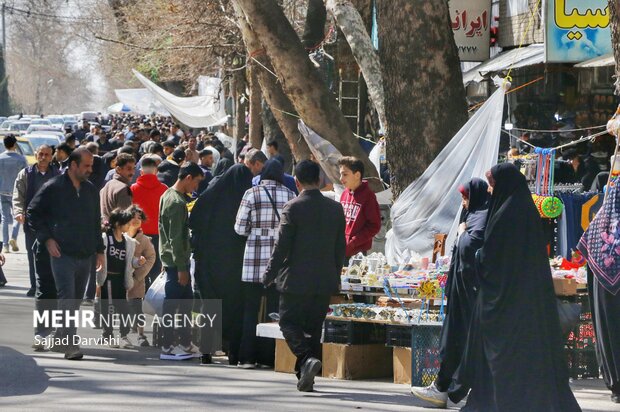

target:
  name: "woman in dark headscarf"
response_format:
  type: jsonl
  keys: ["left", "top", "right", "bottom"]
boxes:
{"left": 411, "top": 178, "right": 489, "bottom": 408}
{"left": 189, "top": 163, "right": 253, "bottom": 365}
{"left": 213, "top": 157, "right": 233, "bottom": 177}
{"left": 452, "top": 163, "right": 580, "bottom": 412}
{"left": 578, "top": 173, "right": 620, "bottom": 404}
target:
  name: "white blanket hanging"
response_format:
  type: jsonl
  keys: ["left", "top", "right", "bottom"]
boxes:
{"left": 114, "top": 88, "right": 171, "bottom": 116}
{"left": 132, "top": 69, "right": 228, "bottom": 128}
{"left": 385, "top": 80, "right": 508, "bottom": 264}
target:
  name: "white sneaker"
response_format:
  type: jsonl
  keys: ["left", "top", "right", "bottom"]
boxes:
{"left": 238, "top": 363, "right": 255, "bottom": 369}
{"left": 410, "top": 383, "right": 448, "bottom": 408}
{"left": 181, "top": 342, "right": 201, "bottom": 358}
{"left": 119, "top": 336, "right": 134, "bottom": 349}
{"left": 160, "top": 345, "right": 193, "bottom": 361}
{"left": 104, "top": 334, "right": 120, "bottom": 348}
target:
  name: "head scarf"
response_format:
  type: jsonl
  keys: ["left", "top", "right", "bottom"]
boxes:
{"left": 578, "top": 177, "right": 620, "bottom": 295}
{"left": 486, "top": 162, "right": 530, "bottom": 231}
{"left": 213, "top": 158, "right": 233, "bottom": 177}
{"left": 260, "top": 159, "right": 285, "bottom": 184}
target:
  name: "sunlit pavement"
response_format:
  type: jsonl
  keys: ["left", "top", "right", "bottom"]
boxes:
{"left": 0, "top": 236, "right": 616, "bottom": 411}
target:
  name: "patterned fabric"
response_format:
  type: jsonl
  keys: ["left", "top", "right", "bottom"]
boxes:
{"left": 235, "top": 180, "right": 296, "bottom": 283}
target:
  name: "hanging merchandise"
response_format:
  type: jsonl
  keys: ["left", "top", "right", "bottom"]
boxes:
{"left": 531, "top": 148, "right": 564, "bottom": 219}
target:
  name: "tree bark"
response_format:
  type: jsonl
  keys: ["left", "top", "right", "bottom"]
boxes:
{"left": 233, "top": 68, "right": 247, "bottom": 142}
{"left": 234, "top": 0, "right": 381, "bottom": 191}
{"left": 377, "top": 1, "right": 468, "bottom": 197}
{"left": 0, "top": 47, "right": 10, "bottom": 116}
{"left": 609, "top": 0, "right": 620, "bottom": 95}
{"left": 248, "top": 66, "right": 263, "bottom": 149}
{"left": 302, "top": 0, "right": 327, "bottom": 49}
{"left": 233, "top": 2, "right": 312, "bottom": 161}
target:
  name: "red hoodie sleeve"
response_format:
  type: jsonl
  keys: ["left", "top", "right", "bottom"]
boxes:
{"left": 345, "top": 192, "right": 381, "bottom": 256}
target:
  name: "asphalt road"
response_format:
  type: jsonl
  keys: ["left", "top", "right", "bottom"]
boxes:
{"left": 0, "top": 236, "right": 617, "bottom": 411}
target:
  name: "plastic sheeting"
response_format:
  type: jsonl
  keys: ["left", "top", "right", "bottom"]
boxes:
{"left": 462, "top": 44, "right": 544, "bottom": 84}
{"left": 385, "top": 80, "right": 507, "bottom": 264}
{"left": 132, "top": 69, "right": 228, "bottom": 128}
{"left": 114, "top": 88, "right": 171, "bottom": 116}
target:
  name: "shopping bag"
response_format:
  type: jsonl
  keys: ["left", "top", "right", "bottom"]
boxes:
{"left": 143, "top": 271, "right": 166, "bottom": 316}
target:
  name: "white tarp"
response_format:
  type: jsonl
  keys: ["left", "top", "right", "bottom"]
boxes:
{"left": 132, "top": 69, "right": 228, "bottom": 128}
{"left": 462, "top": 44, "right": 544, "bottom": 84}
{"left": 114, "top": 88, "right": 171, "bottom": 116}
{"left": 385, "top": 80, "right": 507, "bottom": 264}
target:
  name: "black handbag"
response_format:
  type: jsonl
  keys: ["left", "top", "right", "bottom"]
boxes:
{"left": 556, "top": 299, "right": 581, "bottom": 336}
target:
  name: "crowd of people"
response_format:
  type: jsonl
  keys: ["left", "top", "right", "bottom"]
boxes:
{"left": 0, "top": 114, "right": 382, "bottom": 393}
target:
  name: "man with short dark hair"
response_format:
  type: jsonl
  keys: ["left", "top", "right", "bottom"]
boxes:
{"left": 266, "top": 140, "right": 285, "bottom": 166}
{"left": 100, "top": 152, "right": 135, "bottom": 222}
{"left": 244, "top": 148, "right": 267, "bottom": 177}
{"left": 13, "top": 144, "right": 59, "bottom": 297}
{"left": 159, "top": 162, "right": 204, "bottom": 360}
{"left": 263, "top": 160, "right": 346, "bottom": 392}
{"left": 158, "top": 149, "right": 186, "bottom": 187}
{"left": 162, "top": 140, "right": 176, "bottom": 158}
{"left": 54, "top": 143, "right": 73, "bottom": 173}
{"left": 0, "top": 134, "right": 28, "bottom": 254}
{"left": 27, "top": 148, "right": 105, "bottom": 360}
{"left": 197, "top": 149, "right": 214, "bottom": 194}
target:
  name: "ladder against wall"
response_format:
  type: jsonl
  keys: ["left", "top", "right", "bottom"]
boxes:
{"left": 338, "top": 68, "right": 362, "bottom": 136}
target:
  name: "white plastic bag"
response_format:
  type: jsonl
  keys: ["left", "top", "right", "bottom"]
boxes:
{"left": 143, "top": 271, "right": 166, "bottom": 316}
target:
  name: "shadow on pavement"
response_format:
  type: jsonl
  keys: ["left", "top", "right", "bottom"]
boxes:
{"left": 0, "top": 346, "right": 48, "bottom": 397}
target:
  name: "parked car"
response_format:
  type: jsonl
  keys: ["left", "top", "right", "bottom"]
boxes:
{"left": 15, "top": 136, "right": 36, "bottom": 165}
{"left": 46, "top": 116, "right": 65, "bottom": 128}
{"left": 0, "top": 120, "right": 14, "bottom": 130}
{"left": 29, "top": 119, "right": 52, "bottom": 126}
{"left": 80, "top": 111, "right": 99, "bottom": 122}
{"left": 8, "top": 121, "right": 31, "bottom": 134}
{"left": 63, "top": 114, "right": 77, "bottom": 122}
{"left": 23, "top": 133, "right": 62, "bottom": 150}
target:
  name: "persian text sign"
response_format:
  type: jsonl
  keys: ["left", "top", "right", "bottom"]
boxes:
{"left": 450, "top": 0, "right": 492, "bottom": 62}
{"left": 546, "top": 0, "right": 611, "bottom": 63}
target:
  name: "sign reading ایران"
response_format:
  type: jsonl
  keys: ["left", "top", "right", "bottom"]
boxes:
{"left": 449, "top": 0, "right": 492, "bottom": 62}
{"left": 546, "top": 0, "right": 611, "bottom": 63}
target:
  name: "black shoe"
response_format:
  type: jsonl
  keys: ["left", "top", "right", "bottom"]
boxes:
{"left": 0, "top": 281, "right": 7, "bottom": 287}
{"left": 26, "top": 288, "right": 35, "bottom": 297}
{"left": 612, "top": 393, "right": 620, "bottom": 403}
{"left": 297, "top": 357, "right": 321, "bottom": 392}
{"left": 201, "top": 354, "right": 213, "bottom": 365}
{"left": 64, "top": 346, "right": 83, "bottom": 360}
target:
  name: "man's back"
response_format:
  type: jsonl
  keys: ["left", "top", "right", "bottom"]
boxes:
{"left": 0, "top": 151, "right": 27, "bottom": 195}
{"left": 265, "top": 189, "right": 345, "bottom": 296}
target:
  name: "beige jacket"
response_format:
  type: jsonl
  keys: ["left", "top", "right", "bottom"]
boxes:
{"left": 127, "top": 230, "right": 156, "bottom": 299}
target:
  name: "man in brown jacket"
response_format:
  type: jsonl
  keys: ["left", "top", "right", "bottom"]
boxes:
{"left": 100, "top": 153, "right": 136, "bottom": 222}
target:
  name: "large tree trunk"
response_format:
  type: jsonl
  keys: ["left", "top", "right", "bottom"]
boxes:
{"left": 0, "top": 47, "right": 9, "bottom": 116}
{"left": 609, "top": 0, "right": 620, "bottom": 95}
{"left": 248, "top": 66, "right": 263, "bottom": 149}
{"left": 233, "top": 68, "right": 247, "bottom": 142}
{"left": 234, "top": 0, "right": 381, "bottom": 191}
{"left": 302, "top": 0, "right": 327, "bottom": 49}
{"left": 377, "top": 1, "right": 468, "bottom": 197}
{"left": 233, "top": 2, "right": 312, "bottom": 162}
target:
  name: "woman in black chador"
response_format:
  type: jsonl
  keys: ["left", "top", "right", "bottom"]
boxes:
{"left": 452, "top": 163, "right": 581, "bottom": 412}
{"left": 578, "top": 173, "right": 620, "bottom": 404}
{"left": 410, "top": 178, "right": 489, "bottom": 408}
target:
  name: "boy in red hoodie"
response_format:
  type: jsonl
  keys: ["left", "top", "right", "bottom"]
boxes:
{"left": 338, "top": 156, "right": 381, "bottom": 260}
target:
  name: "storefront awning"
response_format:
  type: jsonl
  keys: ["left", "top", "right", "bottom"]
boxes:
{"left": 462, "top": 44, "right": 545, "bottom": 85}
{"left": 574, "top": 53, "right": 614, "bottom": 68}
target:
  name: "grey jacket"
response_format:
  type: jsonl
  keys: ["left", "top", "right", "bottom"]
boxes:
{"left": 96, "top": 232, "right": 140, "bottom": 291}
{"left": 0, "top": 151, "right": 27, "bottom": 195}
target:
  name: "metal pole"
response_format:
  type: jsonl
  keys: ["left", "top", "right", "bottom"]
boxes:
{"left": 1, "top": 3, "right": 5, "bottom": 55}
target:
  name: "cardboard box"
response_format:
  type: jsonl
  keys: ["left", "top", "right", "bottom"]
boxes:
{"left": 274, "top": 338, "right": 297, "bottom": 374}
{"left": 322, "top": 343, "right": 393, "bottom": 380}
{"left": 553, "top": 278, "right": 577, "bottom": 296}
{"left": 393, "top": 347, "right": 412, "bottom": 385}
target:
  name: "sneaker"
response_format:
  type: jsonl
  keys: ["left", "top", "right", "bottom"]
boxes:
{"left": 81, "top": 299, "right": 94, "bottom": 306}
{"left": 256, "top": 363, "right": 272, "bottom": 370}
{"left": 137, "top": 335, "right": 150, "bottom": 347}
{"left": 64, "top": 345, "right": 83, "bottom": 360}
{"left": 410, "top": 383, "right": 448, "bottom": 408}
{"left": 104, "top": 334, "right": 120, "bottom": 348}
{"left": 9, "top": 239, "right": 18, "bottom": 252}
{"left": 3, "top": 245, "right": 9, "bottom": 253}
{"left": 181, "top": 342, "right": 201, "bottom": 358}
{"left": 297, "top": 357, "right": 321, "bottom": 392}
{"left": 612, "top": 393, "right": 619, "bottom": 403}
{"left": 160, "top": 345, "right": 193, "bottom": 361}
{"left": 238, "top": 362, "right": 255, "bottom": 369}
{"left": 32, "top": 335, "right": 46, "bottom": 351}
{"left": 49, "top": 341, "right": 68, "bottom": 353}
{"left": 26, "top": 288, "right": 36, "bottom": 297}
{"left": 200, "top": 354, "right": 213, "bottom": 365}
{"left": 119, "top": 336, "right": 134, "bottom": 349}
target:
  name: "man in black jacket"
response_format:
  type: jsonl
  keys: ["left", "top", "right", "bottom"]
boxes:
{"left": 263, "top": 160, "right": 346, "bottom": 392}
{"left": 27, "top": 148, "right": 105, "bottom": 360}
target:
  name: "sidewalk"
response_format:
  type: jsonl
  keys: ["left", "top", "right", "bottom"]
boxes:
{"left": 0, "top": 236, "right": 617, "bottom": 411}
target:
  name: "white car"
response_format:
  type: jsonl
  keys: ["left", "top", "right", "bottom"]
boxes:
{"left": 26, "top": 124, "right": 63, "bottom": 134}
{"left": 0, "top": 120, "right": 14, "bottom": 130}
{"left": 46, "top": 116, "right": 65, "bottom": 127}
{"left": 8, "top": 121, "right": 31, "bottom": 134}
{"left": 29, "top": 119, "right": 52, "bottom": 126}
{"left": 23, "top": 133, "right": 63, "bottom": 150}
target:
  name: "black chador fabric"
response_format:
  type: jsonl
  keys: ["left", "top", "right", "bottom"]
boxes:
{"left": 189, "top": 164, "right": 253, "bottom": 359}
{"left": 451, "top": 163, "right": 581, "bottom": 412}
{"left": 435, "top": 178, "right": 488, "bottom": 393}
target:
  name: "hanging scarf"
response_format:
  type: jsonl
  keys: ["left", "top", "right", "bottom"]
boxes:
{"left": 578, "top": 175, "right": 620, "bottom": 295}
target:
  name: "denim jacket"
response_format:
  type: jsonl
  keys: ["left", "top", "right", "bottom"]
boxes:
{"left": 0, "top": 151, "right": 28, "bottom": 196}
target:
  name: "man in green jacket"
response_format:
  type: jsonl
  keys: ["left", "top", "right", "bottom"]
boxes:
{"left": 158, "top": 162, "right": 203, "bottom": 360}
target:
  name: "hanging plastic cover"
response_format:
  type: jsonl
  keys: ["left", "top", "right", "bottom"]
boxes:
{"left": 385, "top": 80, "right": 508, "bottom": 264}
{"left": 298, "top": 120, "right": 344, "bottom": 188}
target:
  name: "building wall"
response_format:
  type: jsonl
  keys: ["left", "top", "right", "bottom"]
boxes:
{"left": 499, "top": 0, "right": 544, "bottom": 48}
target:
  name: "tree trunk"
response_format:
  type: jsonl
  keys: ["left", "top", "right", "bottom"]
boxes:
{"left": 233, "top": 68, "right": 247, "bottom": 142}
{"left": 302, "top": 0, "right": 327, "bottom": 49}
{"left": 248, "top": 66, "right": 263, "bottom": 149}
{"left": 377, "top": 1, "right": 468, "bottom": 197}
{"left": 233, "top": 1, "right": 313, "bottom": 162}
{"left": 234, "top": 0, "right": 381, "bottom": 191}
{"left": 0, "top": 47, "right": 10, "bottom": 116}
{"left": 609, "top": 0, "right": 620, "bottom": 95}
{"left": 262, "top": 102, "right": 294, "bottom": 172}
